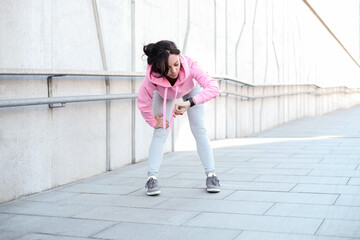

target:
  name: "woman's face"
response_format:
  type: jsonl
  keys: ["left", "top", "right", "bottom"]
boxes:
{"left": 167, "top": 54, "right": 180, "bottom": 79}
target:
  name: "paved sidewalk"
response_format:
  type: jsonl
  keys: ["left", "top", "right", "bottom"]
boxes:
{"left": 1, "top": 105, "right": 360, "bottom": 240}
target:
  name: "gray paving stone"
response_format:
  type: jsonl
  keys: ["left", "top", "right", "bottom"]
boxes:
{"left": 155, "top": 198, "right": 273, "bottom": 214}
{"left": 0, "top": 215, "right": 115, "bottom": 237}
{"left": 153, "top": 178, "right": 204, "bottom": 188}
{"left": 155, "top": 165, "right": 231, "bottom": 173}
{"left": 292, "top": 153, "right": 360, "bottom": 160}
{"left": 275, "top": 163, "right": 358, "bottom": 170}
{"left": 158, "top": 156, "right": 200, "bottom": 163}
{"left": 274, "top": 148, "right": 333, "bottom": 154}
{"left": 225, "top": 191, "right": 338, "bottom": 205}
{"left": 58, "top": 193, "right": 168, "bottom": 208}
{"left": 283, "top": 141, "right": 339, "bottom": 147}
{"left": 209, "top": 181, "right": 296, "bottom": 192}
{"left": 0, "top": 230, "right": 24, "bottom": 240}
{"left": 161, "top": 160, "right": 203, "bottom": 166}
{"left": 79, "top": 175, "right": 144, "bottom": 186}
{"left": 235, "top": 231, "right": 354, "bottom": 240}
{"left": 335, "top": 195, "right": 360, "bottom": 206}
{"left": 19, "top": 191, "right": 78, "bottom": 203}
{"left": 223, "top": 148, "right": 267, "bottom": 153}
{"left": 254, "top": 175, "right": 349, "bottom": 185}
{"left": 73, "top": 206, "right": 198, "bottom": 225}
{"left": 93, "top": 222, "right": 240, "bottom": 240}
{"left": 247, "top": 153, "right": 293, "bottom": 158}
{"left": 216, "top": 157, "right": 254, "bottom": 162}
{"left": 303, "top": 146, "right": 336, "bottom": 150}
{"left": 321, "top": 158, "right": 360, "bottom": 164}
{"left": 292, "top": 184, "right": 360, "bottom": 195}
{"left": 331, "top": 149, "right": 360, "bottom": 154}
{"left": 14, "top": 233, "right": 94, "bottom": 240}
{"left": 309, "top": 170, "right": 360, "bottom": 177}
{"left": 109, "top": 169, "right": 178, "bottom": 178}
{"left": 0, "top": 200, "right": 93, "bottom": 218}
{"left": 261, "top": 148, "right": 309, "bottom": 154}
{"left": 227, "top": 168, "right": 312, "bottom": 176}
{"left": 222, "top": 162, "right": 279, "bottom": 168}
{"left": 316, "top": 219, "right": 360, "bottom": 238}
{"left": 112, "top": 165, "right": 147, "bottom": 174}
{"left": 171, "top": 172, "right": 258, "bottom": 182}
{"left": 249, "top": 157, "right": 323, "bottom": 163}
{"left": 0, "top": 212, "right": 14, "bottom": 221}
{"left": 59, "top": 183, "right": 141, "bottom": 195}
{"left": 338, "top": 141, "right": 360, "bottom": 147}
{"left": 130, "top": 187, "right": 234, "bottom": 199}
{"left": 266, "top": 203, "right": 360, "bottom": 220}
{"left": 183, "top": 212, "right": 323, "bottom": 234}
{"left": 215, "top": 161, "right": 269, "bottom": 167}
{"left": 216, "top": 153, "right": 260, "bottom": 159}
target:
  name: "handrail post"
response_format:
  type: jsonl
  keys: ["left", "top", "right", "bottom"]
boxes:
{"left": 47, "top": 75, "right": 65, "bottom": 108}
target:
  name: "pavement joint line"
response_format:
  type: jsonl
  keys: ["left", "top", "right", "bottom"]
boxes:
{"left": 232, "top": 231, "right": 244, "bottom": 240}
{"left": 89, "top": 221, "right": 119, "bottom": 238}
{"left": 182, "top": 215, "right": 323, "bottom": 232}
{"left": 177, "top": 211, "right": 202, "bottom": 226}
{"left": 288, "top": 183, "right": 299, "bottom": 192}
{"left": 0, "top": 212, "right": 119, "bottom": 223}
{"left": 249, "top": 175, "right": 262, "bottom": 181}
{"left": 305, "top": 169, "right": 315, "bottom": 176}
{"left": 346, "top": 177, "right": 352, "bottom": 185}
{"left": 261, "top": 202, "right": 277, "bottom": 215}
{"left": 221, "top": 190, "right": 239, "bottom": 201}
{"left": 151, "top": 197, "right": 173, "bottom": 208}
{"left": 126, "top": 187, "right": 145, "bottom": 195}
{"left": 272, "top": 162, "right": 282, "bottom": 168}
{"left": 314, "top": 218, "right": 326, "bottom": 235}
{"left": 355, "top": 164, "right": 360, "bottom": 171}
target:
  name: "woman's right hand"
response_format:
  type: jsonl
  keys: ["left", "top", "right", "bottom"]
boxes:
{"left": 154, "top": 113, "right": 169, "bottom": 129}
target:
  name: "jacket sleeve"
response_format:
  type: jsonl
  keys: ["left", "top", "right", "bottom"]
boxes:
{"left": 188, "top": 57, "right": 220, "bottom": 105}
{"left": 137, "top": 79, "right": 157, "bottom": 127}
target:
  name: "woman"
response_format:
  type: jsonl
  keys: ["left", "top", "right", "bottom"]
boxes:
{"left": 137, "top": 40, "right": 220, "bottom": 196}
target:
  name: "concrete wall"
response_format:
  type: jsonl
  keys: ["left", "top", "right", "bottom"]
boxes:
{"left": 1, "top": 0, "right": 360, "bottom": 203}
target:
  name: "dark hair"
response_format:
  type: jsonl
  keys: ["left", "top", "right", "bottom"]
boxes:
{"left": 143, "top": 40, "right": 181, "bottom": 78}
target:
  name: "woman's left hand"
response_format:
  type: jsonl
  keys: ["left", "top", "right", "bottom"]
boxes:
{"left": 174, "top": 100, "right": 191, "bottom": 115}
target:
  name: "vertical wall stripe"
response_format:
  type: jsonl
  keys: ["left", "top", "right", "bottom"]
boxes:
{"left": 214, "top": 0, "right": 217, "bottom": 139}
{"left": 235, "top": 0, "right": 247, "bottom": 78}
{"left": 214, "top": 0, "right": 217, "bottom": 73}
{"left": 252, "top": 0, "right": 258, "bottom": 83}
{"left": 183, "top": 0, "right": 191, "bottom": 54}
{"left": 92, "top": 0, "right": 111, "bottom": 171}
{"left": 131, "top": 0, "right": 136, "bottom": 164}
{"left": 225, "top": 0, "right": 228, "bottom": 75}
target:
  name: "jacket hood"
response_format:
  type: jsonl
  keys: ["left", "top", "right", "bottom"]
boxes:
{"left": 145, "top": 54, "right": 190, "bottom": 87}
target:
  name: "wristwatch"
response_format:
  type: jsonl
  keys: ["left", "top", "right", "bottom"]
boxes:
{"left": 187, "top": 97, "right": 195, "bottom": 107}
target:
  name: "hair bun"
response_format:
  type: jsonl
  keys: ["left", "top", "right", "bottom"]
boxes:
{"left": 143, "top": 43, "right": 155, "bottom": 57}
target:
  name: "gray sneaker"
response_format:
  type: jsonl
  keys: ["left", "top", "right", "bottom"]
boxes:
{"left": 145, "top": 177, "right": 161, "bottom": 196}
{"left": 206, "top": 175, "right": 221, "bottom": 193}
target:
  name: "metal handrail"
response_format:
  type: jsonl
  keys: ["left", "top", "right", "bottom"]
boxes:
{"left": 214, "top": 74, "right": 321, "bottom": 88}
{"left": 0, "top": 93, "right": 138, "bottom": 108}
{"left": 0, "top": 68, "right": 354, "bottom": 89}
{"left": 0, "top": 69, "right": 321, "bottom": 88}
{"left": 0, "top": 69, "right": 146, "bottom": 77}
{"left": 221, "top": 89, "right": 360, "bottom": 100}
{"left": 0, "top": 70, "right": 359, "bottom": 108}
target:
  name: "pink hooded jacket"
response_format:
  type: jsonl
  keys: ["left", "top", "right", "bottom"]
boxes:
{"left": 137, "top": 55, "right": 220, "bottom": 129}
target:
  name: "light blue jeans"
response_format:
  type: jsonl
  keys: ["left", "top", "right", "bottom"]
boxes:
{"left": 148, "top": 85, "right": 215, "bottom": 177}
